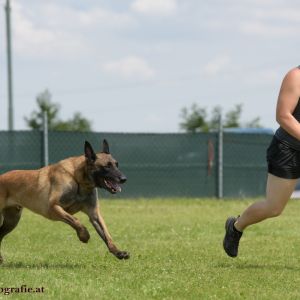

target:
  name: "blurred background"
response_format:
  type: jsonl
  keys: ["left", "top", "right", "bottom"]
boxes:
{"left": 1, "top": 0, "right": 300, "bottom": 198}
{"left": 1, "top": 0, "right": 299, "bottom": 132}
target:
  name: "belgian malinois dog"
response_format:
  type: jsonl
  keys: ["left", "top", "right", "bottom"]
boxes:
{"left": 0, "top": 139, "right": 129, "bottom": 262}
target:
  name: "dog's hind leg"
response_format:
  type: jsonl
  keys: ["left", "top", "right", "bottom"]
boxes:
{"left": 0, "top": 206, "right": 23, "bottom": 264}
{"left": 0, "top": 212, "right": 3, "bottom": 228}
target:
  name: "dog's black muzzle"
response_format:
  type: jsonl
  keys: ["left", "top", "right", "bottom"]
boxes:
{"left": 92, "top": 169, "right": 127, "bottom": 194}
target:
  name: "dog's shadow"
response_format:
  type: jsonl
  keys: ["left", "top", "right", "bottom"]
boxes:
{"left": 1, "top": 261, "right": 84, "bottom": 270}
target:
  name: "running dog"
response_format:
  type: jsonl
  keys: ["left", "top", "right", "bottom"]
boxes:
{"left": 0, "top": 139, "right": 129, "bottom": 263}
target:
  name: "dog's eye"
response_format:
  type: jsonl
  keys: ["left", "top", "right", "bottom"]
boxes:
{"left": 106, "top": 162, "right": 113, "bottom": 168}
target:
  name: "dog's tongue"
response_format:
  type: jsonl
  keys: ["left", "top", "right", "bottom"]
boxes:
{"left": 105, "top": 179, "right": 121, "bottom": 192}
{"left": 112, "top": 182, "right": 121, "bottom": 192}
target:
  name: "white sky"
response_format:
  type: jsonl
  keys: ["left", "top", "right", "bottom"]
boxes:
{"left": 0, "top": 0, "right": 299, "bottom": 132}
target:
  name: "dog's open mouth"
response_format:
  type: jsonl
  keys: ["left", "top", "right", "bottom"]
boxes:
{"left": 104, "top": 179, "right": 122, "bottom": 194}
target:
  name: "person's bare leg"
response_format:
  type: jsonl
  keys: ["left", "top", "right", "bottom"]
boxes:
{"left": 234, "top": 173, "right": 297, "bottom": 232}
{"left": 223, "top": 173, "right": 297, "bottom": 257}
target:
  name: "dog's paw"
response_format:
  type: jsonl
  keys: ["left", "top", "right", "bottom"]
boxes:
{"left": 77, "top": 227, "right": 90, "bottom": 243}
{"left": 115, "top": 251, "right": 130, "bottom": 260}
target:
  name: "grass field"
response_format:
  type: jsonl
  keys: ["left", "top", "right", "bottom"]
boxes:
{"left": 1, "top": 198, "right": 300, "bottom": 299}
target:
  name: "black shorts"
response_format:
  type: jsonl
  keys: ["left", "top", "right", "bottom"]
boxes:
{"left": 267, "top": 136, "right": 300, "bottom": 179}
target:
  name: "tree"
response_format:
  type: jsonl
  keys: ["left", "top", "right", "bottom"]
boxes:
{"left": 179, "top": 103, "right": 262, "bottom": 133}
{"left": 245, "top": 117, "right": 262, "bottom": 128}
{"left": 24, "top": 89, "right": 92, "bottom": 131}
{"left": 179, "top": 103, "right": 209, "bottom": 133}
{"left": 52, "top": 112, "right": 92, "bottom": 131}
{"left": 208, "top": 105, "right": 222, "bottom": 131}
{"left": 224, "top": 104, "right": 242, "bottom": 128}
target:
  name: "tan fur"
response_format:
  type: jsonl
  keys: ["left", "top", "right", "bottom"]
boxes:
{"left": 0, "top": 148, "right": 129, "bottom": 261}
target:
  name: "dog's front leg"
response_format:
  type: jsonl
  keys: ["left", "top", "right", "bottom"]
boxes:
{"left": 84, "top": 205, "right": 129, "bottom": 260}
{"left": 49, "top": 205, "right": 90, "bottom": 243}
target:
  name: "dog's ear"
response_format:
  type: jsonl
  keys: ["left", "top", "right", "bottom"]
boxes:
{"left": 84, "top": 141, "right": 96, "bottom": 162}
{"left": 102, "top": 139, "right": 110, "bottom": 154}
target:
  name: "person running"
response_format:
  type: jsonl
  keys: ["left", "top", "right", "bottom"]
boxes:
{"left": 223, "top": 65, "right": 300, "bottom": 257}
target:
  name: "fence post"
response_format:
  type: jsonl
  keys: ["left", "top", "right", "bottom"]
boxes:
{"left": 218, "top": 115, "right": 223, "bottom": 198}
{"left": 43, "top": 111, "right": 49, "bottom": 166}
{"left": 5, "top": 0, "right": 14, "bottom": 131}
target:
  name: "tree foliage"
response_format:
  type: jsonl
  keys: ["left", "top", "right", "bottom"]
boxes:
{"left": 24, "top": 89, "right": 92, "bottom": 132}
{"left": 180, "top": 103, "right": 262, "bottom": 133}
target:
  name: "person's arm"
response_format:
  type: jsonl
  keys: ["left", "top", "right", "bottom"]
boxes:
{"left": 276, "top": 68, "right": 300, "bottom": 140}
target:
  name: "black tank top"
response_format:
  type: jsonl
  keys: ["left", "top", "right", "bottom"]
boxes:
{"left": 274, "top": 66, "right": 300, "bottom": 150}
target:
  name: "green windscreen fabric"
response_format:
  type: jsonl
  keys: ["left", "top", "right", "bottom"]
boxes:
{"left": 0, "top": 130, "right": 272, "bottom": 198}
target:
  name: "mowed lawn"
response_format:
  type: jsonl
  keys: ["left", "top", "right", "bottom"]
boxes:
{"left": 1, "top": 198, "right": 300, "bottom": 299}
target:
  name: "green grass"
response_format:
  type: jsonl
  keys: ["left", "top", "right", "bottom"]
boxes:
{"left": 1, "top": 198, "right": 300, "bottom": 299}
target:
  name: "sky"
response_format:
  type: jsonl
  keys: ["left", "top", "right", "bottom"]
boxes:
{"left": 0, "top": 0, "right": 299, "bottom": 133}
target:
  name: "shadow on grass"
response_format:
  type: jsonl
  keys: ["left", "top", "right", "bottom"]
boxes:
{"left": 0, "top": 261, "right": 86, "bottom": 269}
{"left": 216, "top": 262, "right": 300, "bottom": 271}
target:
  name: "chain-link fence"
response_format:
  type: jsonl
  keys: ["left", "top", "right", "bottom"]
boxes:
{"left": 223, "top": 132, "right": 272, "bottom": 197}
{"left": 0, "top": 130, "right": 273, "bottom": 198}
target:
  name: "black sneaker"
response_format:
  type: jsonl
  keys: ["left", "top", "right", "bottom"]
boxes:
{"left": 223, "top": 216, "right": 243, "bottom": 258}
